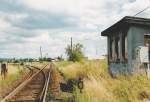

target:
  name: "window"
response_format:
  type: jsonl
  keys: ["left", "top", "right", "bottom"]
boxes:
{"left": 118, "top": 39, "right": 121, "bottom": 60}
{"left": 109, "top": 37, "right": 113, "bottom": 61}
{"left": 109, "top": 35, "right": 121, "bottom": 62}
{"left": 115, "top": 36, "right": 119, "bottom": 61}
{"left": 122, "top": 34, "right": 128, "bottom": 62}
{"left": 125, "top": 36, "right": 128, "bottom": 60}
{"left": 112, "top": 37, "right": 116, "bottom": 61}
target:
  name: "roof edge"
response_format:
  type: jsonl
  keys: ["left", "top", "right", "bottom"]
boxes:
{"left": 101, "top": 16, "right": 150, "bottom": 36}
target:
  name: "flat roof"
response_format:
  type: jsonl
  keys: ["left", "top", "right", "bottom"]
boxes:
{"left": 101, "top": 16, "right": 150, "bottom": 36}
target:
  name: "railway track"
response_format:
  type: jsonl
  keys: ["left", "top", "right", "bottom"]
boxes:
{"left": 0, "top": 65, "right": 34, "bottom": 99}
{"left": 1, "top": 63, "right": 51, "bottom": 102}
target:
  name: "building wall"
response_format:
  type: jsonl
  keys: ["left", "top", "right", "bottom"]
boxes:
{"left": 108, "top": 25, "right": 150, "bottom": 76}
{"left": 108, "top": 29, "right": 130, "bottom": 77}
{"left": 128, "top": 26, "right": 150, "bottom": 74}
{"left": 109, "top": 63, "right": 128, "bottom": 76}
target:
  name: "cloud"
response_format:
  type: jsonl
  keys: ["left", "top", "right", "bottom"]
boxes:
{"left": 0, "top": 0, "right": 149, "bottom": 58}
{"left": 0, "top": 0, "right": 79, "bottom": 30}
{"left": 8, "top": 12, "right": 78, "bottom": 30}
{"left": 0, "top": 0, "right": 25, "bottom": 13}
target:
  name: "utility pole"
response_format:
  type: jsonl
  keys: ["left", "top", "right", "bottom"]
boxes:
{"left": 40, "top": 46, "right": 42, "bottom": 59}
{"left": 71, "top": 37, "right": 73, "bottom": 52}
{"left": 71, "top": 37, "right": 73, "bottom": 60}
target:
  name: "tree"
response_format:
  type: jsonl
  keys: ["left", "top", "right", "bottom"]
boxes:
{"left": 66, "top": 43, "right": 84, "bottom": 62}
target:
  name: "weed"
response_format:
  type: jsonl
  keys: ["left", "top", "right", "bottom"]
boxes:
{"left": 56, "top": 60, "right": 150, "bottom": 102}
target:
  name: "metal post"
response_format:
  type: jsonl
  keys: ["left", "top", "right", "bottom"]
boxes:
{"left": 71, "top": 37, "right": 73, "bottom": 60}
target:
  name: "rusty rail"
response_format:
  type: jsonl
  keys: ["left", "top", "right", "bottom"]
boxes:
{"left": 29, "top": 65, "right": 49, "bottom": 102}
{"left": 0, "top": 64, "right": 48, "bottom": 102}
{"left": 41, "top": 64, "right": 51, "bottom": 102}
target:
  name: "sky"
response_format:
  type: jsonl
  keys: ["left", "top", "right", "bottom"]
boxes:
{"left": 0, "top": 0, "right": 150, "bottom": 59}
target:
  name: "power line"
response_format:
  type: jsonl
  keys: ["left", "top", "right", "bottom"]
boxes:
{"left": 134, "top": 6, "right": 150, "bottom": 17}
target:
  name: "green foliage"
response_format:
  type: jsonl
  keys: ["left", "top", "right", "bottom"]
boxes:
{"left": 39, "top": 57, "right": 49, "bottom": 62}
{"left": 13, "top": 60, "right": 19, "bottom": 63}
{"left": 20, "top": 62, "right": 24, "bottom": 65}
{"left": 66, "top": 43, "right": 84, "bottom": 62}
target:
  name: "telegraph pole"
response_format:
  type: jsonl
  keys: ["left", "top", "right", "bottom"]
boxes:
{"left": 71, "top": 37, "right": 73, "bottom": 52}
{"left": 71, "top": 37, "right": 73, "bottom": 60}
{"left": 40, "top": 46, "right": 42, "bottom": 59}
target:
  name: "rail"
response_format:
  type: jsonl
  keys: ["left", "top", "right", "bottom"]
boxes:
{"left": 0, "top": 64, "right": 48, "bottom": 102}
{"left": 41, "top": 64, "right": 51, "bottom": 102}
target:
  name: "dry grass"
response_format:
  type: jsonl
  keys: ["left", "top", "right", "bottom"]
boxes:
{"left": 0, "top": 63, "right": 24, "bottom": 86}
{"left": 0, "top": 62, "right": 47, "bottom": 100}
{"left": 0, "top": 62, "right": 48, "bottom": 85}
{"left": 56, "top": 60, "right": 150, "bottom": 102}
{"left": 25, "top": 62, "right": 49, "bottom": 68}
{"left": 0, "top": 63, "right": 25, "bottom": 100}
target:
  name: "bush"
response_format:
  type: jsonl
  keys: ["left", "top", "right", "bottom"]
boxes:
{"left": 66, "top": 43, "right": 84, "bottom": 62}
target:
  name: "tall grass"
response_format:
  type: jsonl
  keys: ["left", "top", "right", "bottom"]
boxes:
{"left": 0, "top": 62, "right": 47, "bottom": 87}
{"left": 0, "top": 64, "right": 24, "bottom": 86}
{"left": 56, "top": 60, "right": 150, "bottom": 102}
{"left": 0, "top": 63, "right": 25, "bottom": 99}
{"left": 0, "top": 72, "right": 21, "bottom": 87}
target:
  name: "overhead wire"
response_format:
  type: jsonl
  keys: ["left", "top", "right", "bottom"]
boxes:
{"left": 134, "top": 6, "right": 150, "bottom": 17}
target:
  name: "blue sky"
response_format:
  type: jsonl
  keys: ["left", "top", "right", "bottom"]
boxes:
{"left": 0, "top": 0, "right": 150, "bottom": 59}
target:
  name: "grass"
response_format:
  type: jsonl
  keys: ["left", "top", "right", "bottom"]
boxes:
{"left": 0, "top": 63, "right": 24, "bottom": 86}
{"left": 0, "top": 72, "right": 20, "bottom": 87}
{"left": 0, "top": 62, "right": 48, "bottom": 87}
{"left": 0, "top": 63, "right": 26, "bottom": 100}
{"left": 0, "top": 62, "right": 49, "bottom": 86}
{"left": 55, "top": 60, "right": 150, "bottom": 102}
{"left": 55, "top": 61, "right": 73, "bottom": 67}
{"left": 25, "top": 61, "right": 49, "bottom": 68}
{"left": 0, "top": 62, "right": 49, "bottom": 101}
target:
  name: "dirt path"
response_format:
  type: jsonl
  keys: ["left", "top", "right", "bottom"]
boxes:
{"left": 48, "top": 64, "right": 75, "bottom": 102}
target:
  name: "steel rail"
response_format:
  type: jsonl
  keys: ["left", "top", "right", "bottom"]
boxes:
{"left": 41, "top": 64, "right": 51, "bottom": 102}
{"left": 29, "top": 65, "right": 48, "bottom": 102}
{"left": 0, "top": 64, "right": 48, "bottom": 102}
{"left": 29, "top": 64, "right": 51, "bottom": 102}
{"left": 0, "top": 66, "right": 34, "bottom": 102}
{"left": 25, "top": 66, "right": 34, "bottom": 78}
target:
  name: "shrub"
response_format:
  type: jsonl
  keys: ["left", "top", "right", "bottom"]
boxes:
{"left": 66, "top": 43, "right": 84, "bottom": 62}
